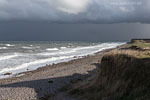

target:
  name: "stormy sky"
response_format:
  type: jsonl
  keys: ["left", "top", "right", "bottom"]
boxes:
{"left": 0, "top": 0, "right": 150, "bottom": 41}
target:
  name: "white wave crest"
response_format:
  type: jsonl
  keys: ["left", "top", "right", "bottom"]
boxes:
{"left": 5, "top": 44, "right": 15, "bottom": 47}
{"left": 0, "top": 47, "right": 7, "bottom": 49}
{"left": 46, "top": 48, "right": 59, "bottom": 51}
{"left": 60, "top": 47, "right": 67, "bottom": 49}
{"left": 22, "top": 46, "right": 33, "bottom": 49}
{"left": 40, "top": 49, "right": 76, "bottom": 56}
{"left": 41, "top": 43, "right": 125, "bottom": 56}
{"left": 22, "top": 46, "right": 40, "bottom": 49}
{"left": 0, "top": 54, "right": 19, "bottom": 61}
{"left": 0, "top": 56, "right": 73, "bottom": 74}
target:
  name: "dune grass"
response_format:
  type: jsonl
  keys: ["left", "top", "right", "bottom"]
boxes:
{"left": 128, "top": 40, "right": 150, "bottom": 50}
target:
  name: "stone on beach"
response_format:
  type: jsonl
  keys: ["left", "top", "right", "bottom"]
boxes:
{"left": 3, "top": 72, "right": 12, "bottom": 76}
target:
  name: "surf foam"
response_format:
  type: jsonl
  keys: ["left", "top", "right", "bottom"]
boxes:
{"left": 0, "top": 54, "right": 19, "bottom": 61}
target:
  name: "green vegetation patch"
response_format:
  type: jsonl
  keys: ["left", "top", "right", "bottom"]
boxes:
{"left": 129, "top": 40, "right": 150, "bottom": 50}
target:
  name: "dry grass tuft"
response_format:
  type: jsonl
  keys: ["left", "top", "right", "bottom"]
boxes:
{"left": 107, "top": 49, "right": 150, "bottom": 58}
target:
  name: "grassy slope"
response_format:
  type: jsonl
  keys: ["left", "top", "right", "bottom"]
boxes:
{"left": 128, "top": 40, "right": 150, "bottom": 50}
{"left": 69, "top": 40, "right": 150, "bottom": 100}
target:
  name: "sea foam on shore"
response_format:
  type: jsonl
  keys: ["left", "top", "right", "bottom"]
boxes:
{"left": 0, "top": 42, "right": 125, "bottom": 79}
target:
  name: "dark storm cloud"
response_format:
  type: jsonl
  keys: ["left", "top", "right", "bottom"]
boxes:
{"left": 0, "top": 22, "right": 150, "bottom": 41}
{"left": 0, "top": 0, "right": 150, "bottom": 23}
{"left": 0, "top": 0, "right": 149, "bottom": 41}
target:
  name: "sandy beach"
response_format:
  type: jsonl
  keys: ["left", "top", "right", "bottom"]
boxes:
{"left": 0, "top": 48, "right": 112, "bottom": 100}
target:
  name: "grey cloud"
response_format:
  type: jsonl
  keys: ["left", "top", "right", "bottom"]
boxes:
{"left": 0, "top": 0, "right": 149, "bottom": 23}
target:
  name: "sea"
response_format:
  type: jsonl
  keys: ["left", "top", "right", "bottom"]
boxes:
{"left": 0, "top": 41, "right": 125, "bottom": 79}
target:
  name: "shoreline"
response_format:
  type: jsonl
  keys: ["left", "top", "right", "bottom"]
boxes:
{"left": 0, "top": 43, "right": 124, "bottom": 80}
{"left": 0, "top": 47, "right": 113, "bottom": 82}
{"left": 0, "top": 45, "right": 125, "bottom": 100}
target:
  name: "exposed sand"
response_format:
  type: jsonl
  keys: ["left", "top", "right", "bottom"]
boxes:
{"left": 0, "top": 50, "right": 111, "bottom": 100}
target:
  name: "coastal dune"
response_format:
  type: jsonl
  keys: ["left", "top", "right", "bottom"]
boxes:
{"left": 68, "top": 41, "right": 150, "bottom": 100}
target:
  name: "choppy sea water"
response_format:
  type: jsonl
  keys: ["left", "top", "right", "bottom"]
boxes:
{"left": 0, "top": 41, "right": 125, "bottom": 79}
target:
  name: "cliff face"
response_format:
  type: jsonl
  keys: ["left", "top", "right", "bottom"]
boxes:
{"left": 69, "top": 40, "right": 150, "bottom": 100}
{"left": 70, "top": 50, "right": 150, "bottom": 100}
{"left": 89, "top": 53, "right": 150, "bottom": 100}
